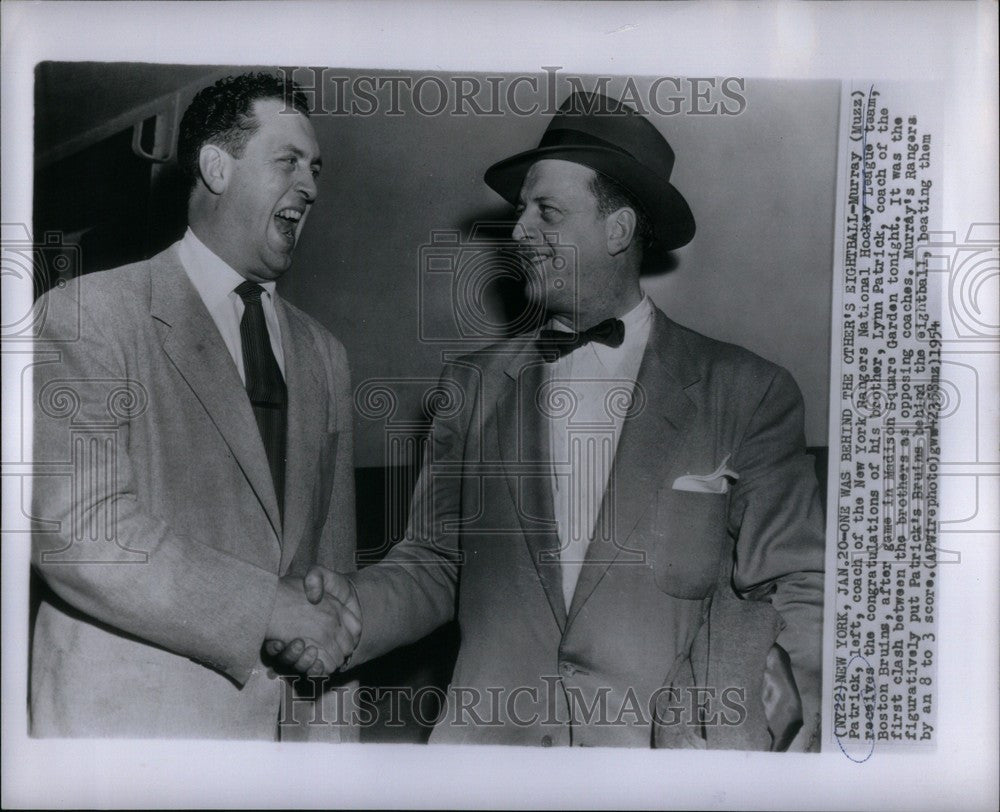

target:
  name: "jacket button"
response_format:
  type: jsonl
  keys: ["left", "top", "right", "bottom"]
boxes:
{"left": 541, "top": 735, "right": 553, "bottom": 747}
{"left": 560, "top": 662, "right": 576, "bottom": 677}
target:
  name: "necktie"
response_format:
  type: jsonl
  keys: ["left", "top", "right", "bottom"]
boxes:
{"left": 235, "top": 281, "right": 287, "bottom": 518}
{"left": 538, "top": 317, "right": 625, "bottom": 361}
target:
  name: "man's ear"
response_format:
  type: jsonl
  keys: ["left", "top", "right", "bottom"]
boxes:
{"left": 606, "top": 207, "right": 638, "bottom": 256}
{"left": 197, "top": 144, "right": 230, "bottom": 195}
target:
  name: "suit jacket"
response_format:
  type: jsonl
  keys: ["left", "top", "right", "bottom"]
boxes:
{"left": 30, "top": 244, "right": 357, "bottom": 740}
{"left": 350, "top": 307, "right": 824, "bottom": 748}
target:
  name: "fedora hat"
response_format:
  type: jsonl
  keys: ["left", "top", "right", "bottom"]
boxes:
{"left": 484, "top": 91, "right": 695, "bottom": 252}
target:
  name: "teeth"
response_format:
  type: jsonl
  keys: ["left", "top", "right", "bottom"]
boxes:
{"left": 276, "top": 209, "right": 302, "bottom": 221}
{"left": 518, "top": 250, "right": 548, "bottom": 261}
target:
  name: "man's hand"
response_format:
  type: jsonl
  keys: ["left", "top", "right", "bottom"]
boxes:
{"left": 763, "top": 643, "right": 805, "bottom": 752}
{"left": 264, "top": 569, "right": 361, "bottom": 676}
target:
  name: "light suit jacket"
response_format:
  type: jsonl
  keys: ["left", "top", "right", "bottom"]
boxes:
{"left": 30, "top": 245, "right": 356, "bottom": 740}
{"left": 350, "top": 308, "right": 824, "bottom": 748}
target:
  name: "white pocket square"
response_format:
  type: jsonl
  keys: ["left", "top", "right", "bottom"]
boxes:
{"left": 672, "top": 454, "right": 740, "bottom": 494}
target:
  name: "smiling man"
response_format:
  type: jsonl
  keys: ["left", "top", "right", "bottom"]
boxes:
{"left": 278, "top": 92, "right": 825, "bottom": 752}
{"left": 30, "top": 73, "right": 359, "bottom": 739}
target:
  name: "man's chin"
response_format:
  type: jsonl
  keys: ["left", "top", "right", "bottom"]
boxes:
{"left": 540, "top": 290, "right": 574, "bottom": 319}
{"left": 261, "top": 245, "right": 295, "bottom": 278}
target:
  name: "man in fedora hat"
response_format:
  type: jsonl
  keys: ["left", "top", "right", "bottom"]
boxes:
{"left": 275, "top": 92, "right": 824, "bottom": 751}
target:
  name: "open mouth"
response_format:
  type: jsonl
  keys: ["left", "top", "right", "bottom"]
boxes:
{"left": 273, "top": 208, "right": 303, "bottom": 243}
{"left": 517, "top": 248, "right": 552, "bottom": 267}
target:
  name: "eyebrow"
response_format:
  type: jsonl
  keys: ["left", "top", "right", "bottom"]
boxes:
{"left": 516, "top": 194, "right": 557, "bottom": 207}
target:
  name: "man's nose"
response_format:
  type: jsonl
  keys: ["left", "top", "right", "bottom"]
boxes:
{"left": 512, "top": 213, "right": 535, "bottom": 242}
{"left": 297, "top": 169, "right": 318, "bottom": 203}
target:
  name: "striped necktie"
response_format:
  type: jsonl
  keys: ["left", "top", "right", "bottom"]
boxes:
{"left": 235, "top": 281, "right": 287, "bottom": 519}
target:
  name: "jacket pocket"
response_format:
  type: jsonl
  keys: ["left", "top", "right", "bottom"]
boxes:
{"left": 651, "top": 491, "right": 730, "bottom": 599}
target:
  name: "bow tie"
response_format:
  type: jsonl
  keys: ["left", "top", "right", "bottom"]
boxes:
{"left": 537, "top": 317, "right": 625, "bottom": 361}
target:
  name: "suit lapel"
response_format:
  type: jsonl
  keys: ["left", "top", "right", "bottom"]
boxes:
{"left": 496, "top": 345, "right": 567, "bottom": 631}
{"left": 566, "top": 309, "right": 699, "bottom": 627}
{"left": 275, "top": 301, "right": 326, "bottom": 573}
{"left": 149, "top": 248, "right": 282, "bottom": 541}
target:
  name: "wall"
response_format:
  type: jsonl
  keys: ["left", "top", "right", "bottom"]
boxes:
{"left": 33, "top": 65, "right": 839, "bottom": 466}
{"left": 280, "top": 72, "right": 840, "bottom": 465}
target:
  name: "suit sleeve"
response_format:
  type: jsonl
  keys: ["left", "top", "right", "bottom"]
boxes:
{"left": 31, "top": 284, "right": 278, "bottom": 685}
{"left": 727, "top": 366, "right": 825, "bottom": 741}
{"left": 348, "top": 363, "right": 471, "bottom": 666}
{"left": 313, "top": 337, "right": 357, "bottom": 575}
{"left": 290, "top": 333, "right": 360, "bottom": 744}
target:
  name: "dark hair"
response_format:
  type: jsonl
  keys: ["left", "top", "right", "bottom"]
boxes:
{"left": 589, "top": 170, "right": 654, "bottom": 251}
{"left": 177, "top": 72, "right": 311, "bottom": 190}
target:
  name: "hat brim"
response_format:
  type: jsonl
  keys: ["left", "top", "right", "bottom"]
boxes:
{"left": 484, "top": 144, "right": 696, "bottom": 253}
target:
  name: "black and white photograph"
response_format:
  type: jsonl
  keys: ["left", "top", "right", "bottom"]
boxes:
{"left": 2, "top": 2, "right": 997, "bottom": 810}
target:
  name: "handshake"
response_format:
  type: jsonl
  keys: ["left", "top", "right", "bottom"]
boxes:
{"left": 264, "top": 567, "right": 361, "bottom": 677}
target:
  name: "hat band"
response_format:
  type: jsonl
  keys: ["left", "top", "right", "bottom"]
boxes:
{"left": 539, "top": 128, "right": 634, "bottom": 157}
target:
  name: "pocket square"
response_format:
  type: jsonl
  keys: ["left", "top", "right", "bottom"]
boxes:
{"left": 672, "top": 454, "right": 740, "bottom": 494}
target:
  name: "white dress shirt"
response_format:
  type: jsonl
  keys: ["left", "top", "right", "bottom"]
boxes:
{"left": 176, "top": 228, "right": 285, "bottom": 384}
{"left": 545, "top": 296, "right": 654, "bottom": 610}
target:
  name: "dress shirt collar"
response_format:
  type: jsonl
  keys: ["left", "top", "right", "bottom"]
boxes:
{"left": 544, "top": 295, "right": 654, "bottom": 370}
{"left": 178, "top": 227, "right": 278, "bottom": 305}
